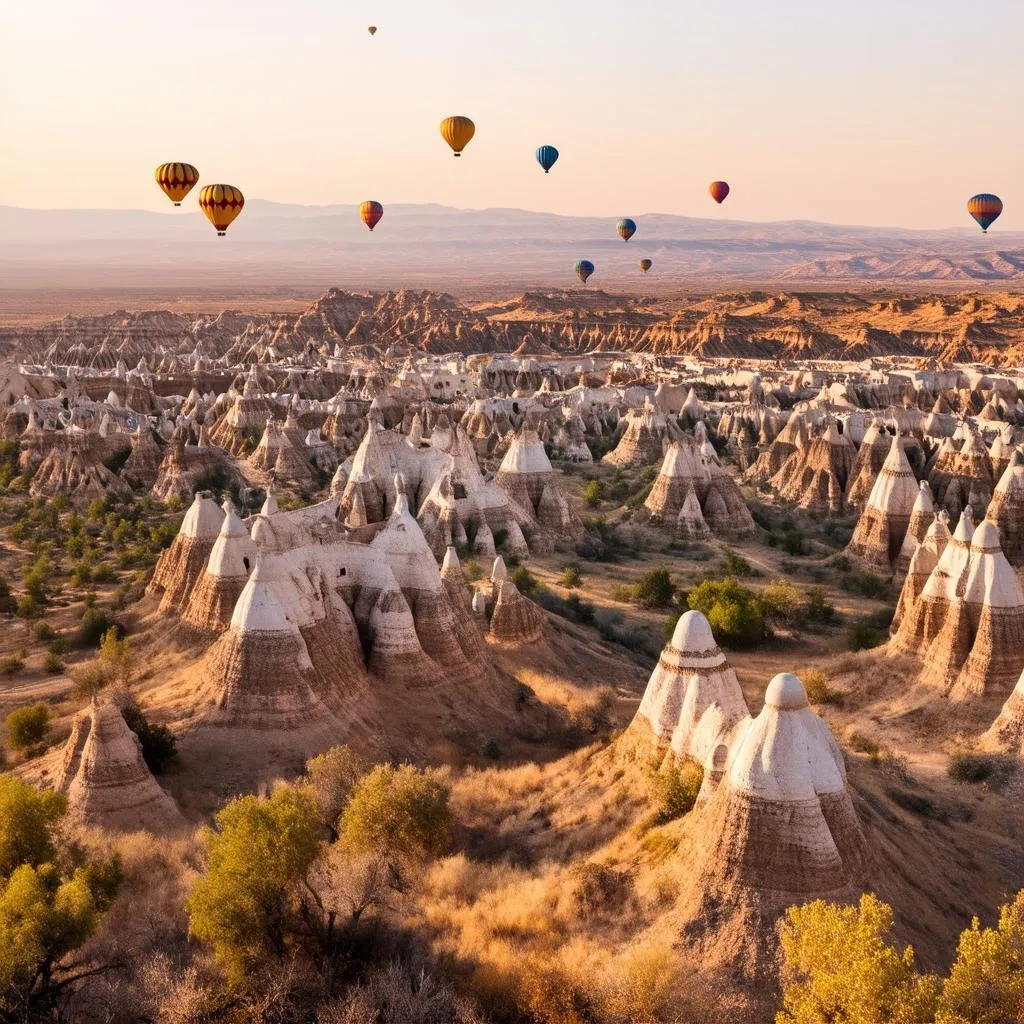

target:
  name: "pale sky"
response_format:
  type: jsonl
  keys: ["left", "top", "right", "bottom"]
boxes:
{"left": 0, "top": 0, "right": 1020, "bottom": 229}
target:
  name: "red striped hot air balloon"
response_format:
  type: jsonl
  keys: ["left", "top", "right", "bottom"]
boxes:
{"left": 709, "top": 181, "right": 730, "bottom": 204}
{"left": 360, "top": 201, "right": 384, "bottom": 232}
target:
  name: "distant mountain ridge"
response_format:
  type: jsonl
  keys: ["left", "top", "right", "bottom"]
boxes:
{"left": 2, "top": 203, "right": 1023, "bottom": 287}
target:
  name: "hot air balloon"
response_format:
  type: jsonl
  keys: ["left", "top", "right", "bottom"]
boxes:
{"left": 967, "top": 194, "right": 1003, "bottom": 233}
{"left": 639, "top": 259, "right": 653, "bottom": 273}
{"left": 155, "top": 163, "right": 199, "bottom": 206}
{"left": 575, "top": 259, "right": 594, "bottom": 285}
{"left": 709, "top": 181, "right": 730, "bottom": 204}
{"left": 440, "top": 116, "right": 475, "bottom": 157}
{"left": 617, "top": 218, "right": 636, "bottom": 242}
{"left": 198, "top": 184, "right": 244, "bottom": 236}
{"left": 360, "top": 201, "right": 384, "bottom": 232}
{"left": 368, "top": 25, "right": 377, "bottom": 35}
{"left": 536, "top": 145, "right": 559, "bottom": 174}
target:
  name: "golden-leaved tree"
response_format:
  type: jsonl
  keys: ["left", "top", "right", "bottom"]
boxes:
{"left": 778, "top": 891, "right": 1024, "bottom": 1024}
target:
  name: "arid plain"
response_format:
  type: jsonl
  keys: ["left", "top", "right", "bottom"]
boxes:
{"left": 1, "top": 281, "right": 1024, "bottom": 1023}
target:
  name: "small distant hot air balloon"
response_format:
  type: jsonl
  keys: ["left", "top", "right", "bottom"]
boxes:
{"left": 198, "top": 184, "right": 244, "bottom": 237}
{"left": 440, "top": 116, "right": 475, "bottom": 157}
{"left": 639, "top": 258, "right": 653, "bottom": 273}
{"left": 617, "top": 218, "right": 637, "bottom": 242}
{"left": 709, "top": 181, "right": 730, "bottom": 204}
{"left": 536, "top": 145, "right": 559, "bottom": 174}
{"left": 575, "top": 259, "right": 594, "bottom": 285}
{"left": 368, "top": 25, "right": 377, "bottom": 35}
{"left": 155, "top": 163, "right": 199, "bottom": 206}
{"left": 967, "top": 193, "right": 1003, "bottom": 233}
{"left": 360, "top": 201, "right": 384, "bottom": 232}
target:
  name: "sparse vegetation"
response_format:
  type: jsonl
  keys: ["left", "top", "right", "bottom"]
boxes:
{"left": 686, "top": 577, "right": 768, "bottom": 646}
{"left": 5, "top": 704, "right": 50, "bottom": 750}
{"left": 560, "top": 562, "right": 583, "bottom": 588}
{"left": 583, "top": 479, "right": 604, "bottom": 507}
{"left": 633, "top": 568, "right": 676, "bottom": 609}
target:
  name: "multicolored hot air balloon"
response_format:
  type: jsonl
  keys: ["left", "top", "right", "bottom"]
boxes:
{"left": 155, "top": 163, "right": 199, "bottom": 206}
{"left": 536, "top": 145, "right": 559, "bottom": 174}
{"left": 198, "top": 185, "right": 244, "bottom": 236}
{"left": 368, "top": 25, "right": 377, "bottom": 35}
{"left": 639, "top": 258, "right": 653, "bottom": 273}
{"left": 967, "top": 194, "right": 1003, "bottom": 233}
{"left": 440, "top": 116, "right": 475, "bottom": 157}
{"left": 575, "top": 259, "right": 594, "bottom": 285}
{"left": 617, "top": 218, "right": 637, "bottom": 242}
{"left": 709, "top": 181, "right": 730, "bottom": 204}
{"left": 360, "top": 201, "right": 384, "bottom": 232}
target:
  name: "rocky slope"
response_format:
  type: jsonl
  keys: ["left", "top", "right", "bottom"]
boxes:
{"left": 3, "top": 289, "right": 1024, "bottom": 366}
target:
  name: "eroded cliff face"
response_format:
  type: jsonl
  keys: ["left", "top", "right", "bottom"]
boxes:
{"left": 4, "top": 288, "right": 1024, "bottom": 366}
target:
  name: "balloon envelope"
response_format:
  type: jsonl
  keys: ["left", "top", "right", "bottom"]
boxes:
{"left": 575, "top": 259, "right": 595, "bottom": 284}
{"left": 360, "top": 201, "right": 384, "bottom": 232}
{"left": 440, "top": 116, "right": 475, "bottom": 156}
{"left": 709, "top": 181, "right": 730, "bottom": 204}
{"left": 616, "top": 218, "right": 637, "bottom": 242}
{"left": 967, "top": 193, "right": 1003, "bottom": 232}
{"left": 155, "top": 163, "right": 199, "bottom": 206}
{"left": 536, "top": 145, "right": 559, "bottom": 173}
{"left": 639, "top": 259, "right": 653, "bottom": 273}
{"left": 368, "top": 25, "right": 377, "bottom": 34}
{"left": 198, "top": 184, "right": 244, "bottom": 236}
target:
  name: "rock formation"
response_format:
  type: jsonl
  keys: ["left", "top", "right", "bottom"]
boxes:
{"left": 844, "top": 435, "right": 920, "bottom": 569}
{"left": 674, "top": 672, "right": 868, "bottom": 981}
{"left": 55, "top": 701, "right": 184, "bottom": 832}
{"left": 629, "top": 610, "right": 749, "bottom": 765}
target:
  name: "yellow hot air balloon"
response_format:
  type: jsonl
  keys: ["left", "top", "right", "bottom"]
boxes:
{"left": 198, "top": 184, "right": 245, "bottom": 236}
{"left": 155, "top": 163, "right": 199, "bottom": 206}
{"left": 368, "top": 25, "right": 377, "bottom": 35}
{"left": 440, "top": 116, "right": 475, "bottom": 157}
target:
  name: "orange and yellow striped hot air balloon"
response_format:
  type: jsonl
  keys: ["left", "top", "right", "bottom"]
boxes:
{"left": 198, "top": 184, "right": 245, "bottom": 236}
{"left": 967, "top": 194, "right": 1003, "bottom": 233}
{"left": 155, "top": 163, "right": 199, "bottom": 206}
{"left": 440, "top": 116, "right": 475, "bottom": 157}
{"left": 360, "top": 201, "right": 384, "bottom": 232}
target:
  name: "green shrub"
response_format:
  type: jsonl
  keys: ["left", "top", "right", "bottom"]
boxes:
{"left": 5, "top": 704, "right": 49, "bottom": 749}
{"left": 341, "top": 764, "right": 452, "bottom": 860}
{"left": 722, "top": 549, "right": 753, "bottom": 577}
{"left": 804, "top": 586, "right": 837, "bottom": 624}
{"left": 848, "top": 732, "right": 880, "bottom": 758}
{"left": 42, "top": 652, "right": 63, "bottom": 675}
{"left": 648, "top": 761, "right": 704, "bottom": 823}
{"left": 31, "top": 622, "right": 56, "bottom": 642}
{"left": 120, "top": 702, "right": 177, "bottom": 774}
{"left": 947, "top": 753, "right": 1015, "bottom": 786}
{"left": 0, "top": 656, "right": 25, "bottom": 677}
{"left": 802, "top": 668, "right": 839, "bottom": 706}
{"left": 634, "top": 568, "right": 675, "bottom": 609}
{"left": 560, "top": 563, "right": 583, "bottom": 589}
{"left": 843, "top": 571, "right": 889, "bottom": 600}
{"left": 848, "top": 621, "right": 886, "bottom": 651}
{"left": 687, "top": 578, "right": 767, "bottom": 647}
{"left": 0, "top": 577, "right": 14, "bottom": 614}
{"left": 512, "top": 565, "right": 537, "bottom": 596}
{"left": 583, "top": 479, "right": 604, "bottom": 508}
{"left": 782, "top": 529, "right": 809, "bottom": 556}
{"left": 762, "top": 578, "right": 805, "bottom": 627}
{"left": 74, "top": 609, "right": 122, "bottom": 649}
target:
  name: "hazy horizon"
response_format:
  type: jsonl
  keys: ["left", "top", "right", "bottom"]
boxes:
{"left": 2, "top": 0, "right": 1021, "bottom": 232}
